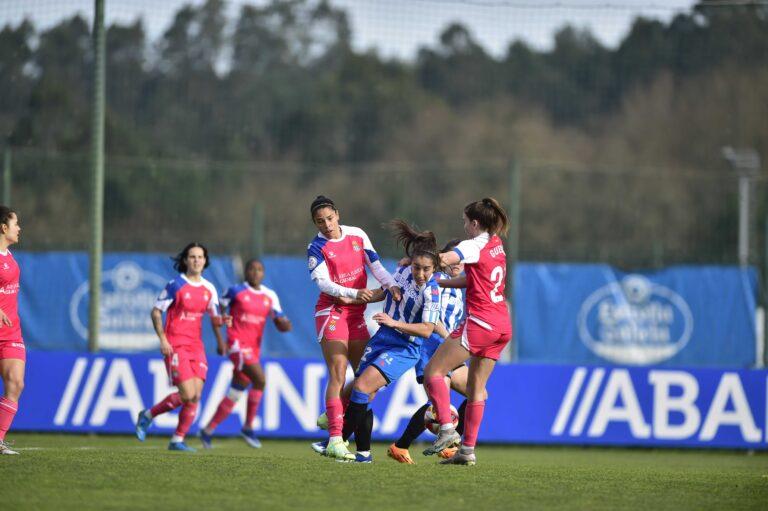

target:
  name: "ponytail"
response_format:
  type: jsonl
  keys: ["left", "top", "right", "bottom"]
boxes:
{"left": 464, "top": 197, "right": 509, "bottom": 237}
{"left": 387, "top": 219, "right": 439, "bottom": 268}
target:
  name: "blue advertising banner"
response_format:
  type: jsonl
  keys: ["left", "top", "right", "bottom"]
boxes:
{"left": 7, "top": 353, "right": 767, "bottom": 449}
{"left": 515, "top": 264, "right": 759, "bottom": 367}
{"left": 15, "top": 252, "right": 395, "bottom": 358}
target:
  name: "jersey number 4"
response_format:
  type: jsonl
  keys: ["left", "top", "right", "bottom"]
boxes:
{"left": 490, "top": 266, "right": 505, "bottom": 303}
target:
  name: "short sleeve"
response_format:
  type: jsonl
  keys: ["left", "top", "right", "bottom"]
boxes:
{"left": 220, "top": 286, "right": 236, "bottom": 309}
{"left": 265, "top": 288, "right": 285, "bottom": 318}
{"left": 154, "top": 280, "right": 178, "bottom": 312}
{"left": 453, "top": 239, "right": 482, "bottom": 264}
{"left": 420, "top": 282, "right": 442, "bottom": 324}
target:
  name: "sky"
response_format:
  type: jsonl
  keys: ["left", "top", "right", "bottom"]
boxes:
{"left": 1, "top": 0, "right": 699, "bottom": 58}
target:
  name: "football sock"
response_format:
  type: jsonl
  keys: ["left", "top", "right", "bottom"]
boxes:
{"left": 205, "top": 396, "right": 236, "bottom": 433}
{"left": 245, "top": 389, "right": 263, "bottom": 430}
{"left": 462, "top": 400, "right": 485, "bottom": 447}
{"left": 174, "top": 401, "right": 198, "bottom": 440}
{"left": 425, "top": 376, "right": 452, "bottom": 426}
{"left": 395, "top": 402, "right": 430, "bottom": 449}
{"left": 456, "top": 399, "right": 468, "bottom": 435}
{"left": 0, "top": 397, "right": 18, "bottom": 442}
{"left": 325, "top": 397, "right": 344, "bottom": 437}
{"left": 355, "top": 409, "right": 373, "bottom": 452}
{"left": 148, "top": 392, "right": 182, "bottom": 418}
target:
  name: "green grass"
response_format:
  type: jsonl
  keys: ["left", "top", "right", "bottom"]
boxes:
{"left": 1, "top": 434, "right": 767, "bottom": 510}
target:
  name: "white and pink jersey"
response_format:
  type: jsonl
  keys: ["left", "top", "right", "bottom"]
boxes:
{"left": 307, "top": 225, "right": 396, "bottom": 316}
{"left": 154, "top": 274, "right": 219, "bottom": 349}
{"left": 0, "top": 250, "right": 22, "bottom": 342}
{"left": 453, "top": 233, "right": 511, "bottom": 331}
{"left": 220, "top": 282, "right": 284, "bottom": 348}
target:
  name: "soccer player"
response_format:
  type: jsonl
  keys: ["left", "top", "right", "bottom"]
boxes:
{"left": 199, "top": 259, "right": 292, "bottom": 449}
{"left": 307, "top": 196, "right": 401, "bottom": 459}
{"left": 387, "top": 240, "right": 471, "bottom": 464}
{"left": 422, "top": 198, "right": 512, "bottom": 466}
{"left": 135, "top": 242, "right": 228, "bottom": 452}
{"left": 330, "top": 220, "right": 442, "bottom": 463}
{"left": 0, "top": 207, "right": 23, "bottom": 455}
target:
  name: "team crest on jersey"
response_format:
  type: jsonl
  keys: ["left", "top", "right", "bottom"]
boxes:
{"left": 244, "top": 295, "right": 251, "bottom": 302}
{"left": 184, "top": 292, "right": 191, "bottom": 299}
{"left": 263, "top": 297, "right": 270, "bottom": 307}
{"left": 204, "top": 292, "right": 209, "bottom": 301}
{"left": 2, "top": 263, "right": 8, "bottom": 270}
{"left": 308, "top": 256, "right": 318, "bottom": 270}
{"left": 352, "top": 241, "right": 361, "bottom": 252}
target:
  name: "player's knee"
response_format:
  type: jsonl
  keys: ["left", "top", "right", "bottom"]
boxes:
{"left": 5, "top": 378, "right": 23, "bottom": 399}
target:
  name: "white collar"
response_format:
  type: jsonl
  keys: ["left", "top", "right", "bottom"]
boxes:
{"left": 181, "top": 273, "right": 205, "bottom": 287}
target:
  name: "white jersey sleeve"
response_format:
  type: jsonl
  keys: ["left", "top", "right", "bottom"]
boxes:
{"left": 263, "top": 286, "right": 286, "bottom": 318}
{"left": 453, "top": 233, "right": 490, "bottom": 264}
{"left": 203, "top": 280, "right": 220, "bottom": 316}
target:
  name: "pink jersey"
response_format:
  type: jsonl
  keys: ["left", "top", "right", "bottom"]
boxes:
{"left": 0, "top": 250, "right": 22, "bottom": 342}
{"left": 154, "top": 274, "right": 219, "bottom": 349}
{"left": 453, "top": 233, "right": 511, "bottom": 330}
{"left": 308, "top": 225, "right": 393, "bottom": 315}
{"left": 221, "top": 282, "right": 284, "bottom": 348}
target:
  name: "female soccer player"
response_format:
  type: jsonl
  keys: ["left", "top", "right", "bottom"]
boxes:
{"left": 387, "top": 240, "right": 470, "bottom": 464}
{"left": 307, "top": 196, "right": 401, "bottom": 459}
{"left": 199, "top": 258, "right": 292, "bottom": 449}
{"left": 331, "top": 220, "right": 442, "bottom": 463}
{"left": 135, "top": 242, "right": 228, "bottom": 452}
{"left": 0, "top": 207, "right": 23, "bottom": 455}
{"left": 422, "top": 197, "right": 512, "bottom": 466}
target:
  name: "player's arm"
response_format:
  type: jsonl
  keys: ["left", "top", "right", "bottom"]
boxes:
{"left": 439, "top": 276, "right": 467, "bottom": 288}
{"left": 359, "top": 229, "right": 402, "bottom": 301}
{"left": 433, "top": 322, "right": 450, "bottom": 339}
{"left": 266, "top": 290, "right": 292, "bottom": 332}
{"left": 207, "top": 289, "right": 229, "bottom": 355}
{"left": 150, "top": 307, "right": 172, "bottom": 356}
{"left": 373, "top": 312, "right": 435, "bottom": 338}
{"left": 309, "top": 244, "right": 374, "bottom": 301}
{"left": 336, "top": 287, "right": 386, "bottom": 305}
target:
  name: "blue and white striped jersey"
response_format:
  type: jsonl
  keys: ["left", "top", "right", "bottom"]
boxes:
{"left": 383, "top": 265, "right": 441, "bottom": 342}
{"left": 435, "top": 272, "right": 464, "bottom": 333}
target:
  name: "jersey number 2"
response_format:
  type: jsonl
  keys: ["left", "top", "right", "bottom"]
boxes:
{"left": 490, "top": 266, "right": 504, "bottom": 303}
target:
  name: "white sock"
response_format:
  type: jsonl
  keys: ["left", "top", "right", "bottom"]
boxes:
{"left": 171, "top": 435, "right": 184, "bottom": 443}
{"left": 439, "top": 423, "right": 454, "bottom": 432}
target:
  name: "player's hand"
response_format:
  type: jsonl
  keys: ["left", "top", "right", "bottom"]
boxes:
{"left": 389, "top": 286, "right": 402, "bottom": 302}
{"left": 356, "top": 288, "right": 374, "bottom": 302}
{"left": 222, "top": 314, "right": 233, "bottom": 327}
{"left": 0, "top": 310, "right": 12, "bottom": 327}
{"left": 398, "top": 257, "right": 411, "bottom": 267}
{"left": 159, "top": 340, "right": 173, "bottom": 357}
{"left": 372, "top": 312, "right": 395, "bottom": 327}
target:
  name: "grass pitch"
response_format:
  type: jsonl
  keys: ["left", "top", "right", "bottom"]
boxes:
{"left": 1, "top": 433, "right": 766, "bottom": 510}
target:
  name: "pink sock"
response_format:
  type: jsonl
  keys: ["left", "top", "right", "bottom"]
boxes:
{"left": 462, "top": 400, "right": 486, "bottom": 447}
{"left": 0, "top": 397, "right": 18, "bottom": 441}
{"left": 206, "top": 397, "right": 236, "bottom": 433}
{"left": 426, "top": 376, "right": 452, "bottom": 426}
{"left": 245, "top": 390, "right": 263, "bottom": 430}
{"left": 326, "top": 398, "right": 344, "bottom": 437}
{"left": 174, "top": 401, "right": 198, "bottom": 439}
{"left": 149, "top": 392, "right": 182, "bottom": 417}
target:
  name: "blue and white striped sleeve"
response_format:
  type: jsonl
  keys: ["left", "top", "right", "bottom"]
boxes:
{"left": 420, "top": 282, "right": 442, "bottom": 325}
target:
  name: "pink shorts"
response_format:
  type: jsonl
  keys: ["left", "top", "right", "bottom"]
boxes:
{"left": 165, "top": 345, "right": 208, "bottom": 386}
{"left": 0, "top": 340, "right": 25, "bottom": 361}
{"left": 228, "top": 341, "right": 261, "bottom": 382}
{"left": 451, "top": 318, "right": 512, "bottom": 361}
{"left": 315, "top": 306, "right": 370, "bottom": 343}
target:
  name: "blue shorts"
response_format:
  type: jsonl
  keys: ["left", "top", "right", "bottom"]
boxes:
{"left": 356, "top": 326, "right": 420, "bottom": 385}
{"left": 415, "top": 333, "right": 443, "bottom": 383}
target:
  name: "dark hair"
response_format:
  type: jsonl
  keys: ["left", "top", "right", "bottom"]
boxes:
{"left": 244, "top": 258, "right": 262, "bottom": 272}
{"left": 464, "top": 197, "right": 509, "bottom": 237}
{"left": 388, "top": 219, "right": 439, "bottom": 269}
{"left": 310, "top": 195, "right": 337, "bottom": 217}
{"left": 0, "top": 206, "right": 17, "bottom": 228}
{"left": 172, "top": 242, "right": 210, "bottom": 274}
{"left": 441, "top": 238, "right": 461, "bottom": 253}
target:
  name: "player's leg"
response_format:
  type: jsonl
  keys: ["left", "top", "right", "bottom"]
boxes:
{"left": 422, "top": 338, "right": 468, "bottom": 455}
{"left": 339, "top": 366, "right": 386, "bottom": 462}
{"left": 0, "top": 357, "right": 24, "bottom": 455}
{"left": 200, "top": 366, "right": 250, "bottom": 448}
{"left": 321, "top": 338, "right": 350, "bottom": 443}
{"left": 136, "top": 352, "right": 183, "bottom": 441}
{"left": 170, "top": 377, "right": 202, "bottom": 452}
{"left": 239, "top": 361, "right": 265, "bottom": 448}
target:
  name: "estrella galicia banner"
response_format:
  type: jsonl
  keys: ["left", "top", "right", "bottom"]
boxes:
{"left": 15, "top": 252, "right": 396, "bottom": 358}
{"left": 8, "top": 353, "right": 768, "bottom": 449}
{"left": 515, "top": 264, "right": 759, "bottom": 367}
{"left": 15, "top": 252, "right": 238, "bottom": 352}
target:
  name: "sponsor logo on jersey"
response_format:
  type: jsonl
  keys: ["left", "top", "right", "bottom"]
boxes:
{"left": 577, "top": 275, "right": 693, "bottom": 365}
